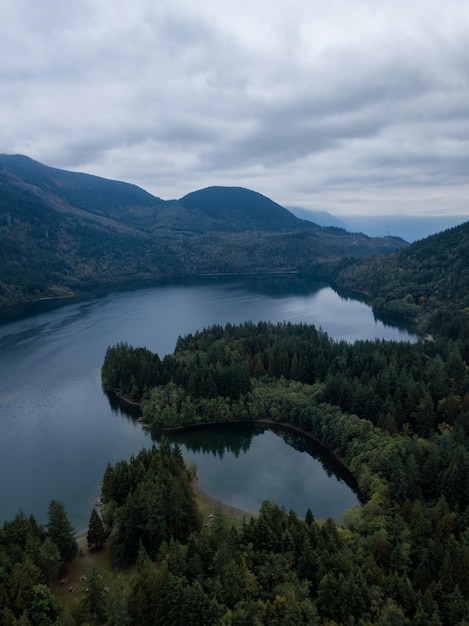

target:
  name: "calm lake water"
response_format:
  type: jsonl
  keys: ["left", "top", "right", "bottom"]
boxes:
{"left": 0, "top": 275, "right": 417, "bottom": 532}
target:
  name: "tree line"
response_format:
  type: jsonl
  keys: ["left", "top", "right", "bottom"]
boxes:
{"left": 0, "top": 500, "right": 77, "bottom": 624}
{"left": 103, "top": 321, "right": 469, "bottom": 439}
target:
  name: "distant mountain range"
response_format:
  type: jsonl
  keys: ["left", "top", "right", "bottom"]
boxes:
{"left": 0, "top": 154, "right": 311, "bottom": 235}
{"left": 288, "top": 206, "right": 467, "bottom": 243}
{"left": 0, "top": 154, "right": 409, "bottom": 309}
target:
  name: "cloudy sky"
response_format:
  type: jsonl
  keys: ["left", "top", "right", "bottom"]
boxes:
{"left": 1, "top": 0, "right": 469, "bottom": 216}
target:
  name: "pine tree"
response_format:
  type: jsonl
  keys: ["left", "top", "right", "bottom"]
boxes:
{"left": 79, "top": 567, "right": 106, "bottom": 625}
{"left": 87, "top": 508, "right": 106, "bottom": 550}
{"left": 39, "top": 537, "right": 62, "bottom": 588}
{"left": 46, "top": 500, "right": 77, "bottom": 564}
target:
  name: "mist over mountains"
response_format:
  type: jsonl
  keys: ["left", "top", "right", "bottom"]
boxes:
{"left": 288, "top": 206, "right": 467, "bottom": 242}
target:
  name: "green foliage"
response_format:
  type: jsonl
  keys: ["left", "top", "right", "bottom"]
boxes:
{"left": 103, "top": 442, "right": 202, "bottom": 567}
{"left": 95, "top": 318, "right": 469, "bottom": 622}
{"left": 0, "top": 154, "right": 405, "bottom": 310}
{"left": 101, "top": 342, "right": 162, "bottom": 400}
{"left": 28, "top": 583, "right": 59, "bottom": 626}
{"left": 87, "top": 509, "right": 106, "bottom": 550}
{"left": 0, "top": 505, "right": 76, "bottom": 623}
{"left": 38, "top": 538, "right": 62, "bottom": 587}
{"left": 46, "top": 500, "right": 77, "bottom": 565}
{"left": 108, "top": 321, "right": 469, "bottom": 445}
{"left": 329, "top": 221, "right": 469, "bottom": 338}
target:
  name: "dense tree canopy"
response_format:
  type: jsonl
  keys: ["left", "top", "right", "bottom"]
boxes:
{"left": 328, "top": 221, "right": 469, "bottom": 339}
{"left": 102, "top": 441, "right": 202, "bottom": 567}
{"left": 97, "top": 318, "right": 469, "bottom": 624}
{"left": 0, "top": 505, "right": 75, "bottom": 624}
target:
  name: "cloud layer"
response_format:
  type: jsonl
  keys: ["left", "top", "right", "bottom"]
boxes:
{"left": 2, "top": 0, "right": 469, "bottom": 215}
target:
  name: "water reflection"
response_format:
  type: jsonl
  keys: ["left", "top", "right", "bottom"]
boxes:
{"left": 0, "top": 274, "right": 412, "bottom": 528}
{"left": 148, "top": 422, "right": 359, "bottom": 519}
{"left": 151, "top": 423, "right": 262, "bottom": 459}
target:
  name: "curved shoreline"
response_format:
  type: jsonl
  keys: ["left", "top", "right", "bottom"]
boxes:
{"left": 106, "top": 387, "right": 360, "bottom": 498}
{"left": 151, "top": 418, "right": 360, "bottom": 498}
{"left": 150, "top": 417, "right": 351, "bottom": 470}
{"left": 119, "top": 396, "right": 361, "bottom": 502}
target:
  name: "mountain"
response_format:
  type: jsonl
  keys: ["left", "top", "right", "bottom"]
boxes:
{"left": 342, "top": 215, "right": 468, "bottom": 243}
{"left": 329, "top": 221, "right": 469, "bottom": 338}
{"left": 177, "top": 187, "right": 315, "bottom": 232}
{"left": 0, "top": 155, "right": 315, "bottom": 235}
{"left": 0, "top": 154, "right": 168, "bottom": 232}
{"left": 0, "top": 154, "right": 407, "bottom": 309}
{"left": 287, "top": 206, "right": 347, "bottom": 229}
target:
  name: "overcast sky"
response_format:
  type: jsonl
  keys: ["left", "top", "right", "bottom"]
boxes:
{"left": 1, "top": 0, "right": 469, "bottom": 216}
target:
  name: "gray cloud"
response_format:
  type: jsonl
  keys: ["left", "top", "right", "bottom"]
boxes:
{"left": 1, "top": 0, "right": 469, "bottom": 216}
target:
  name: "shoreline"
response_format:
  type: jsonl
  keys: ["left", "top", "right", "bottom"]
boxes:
{"left": 75, "top": 479, "right": 254, "bottom": 547}
{"left": 108, "top": 391, "right": 360, "bottom": 497}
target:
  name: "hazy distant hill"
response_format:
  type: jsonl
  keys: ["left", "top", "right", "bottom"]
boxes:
{"left": 342, "top": 215, "right": 468, "bottom": 243}
{"left": 287, "top": 207, "right": 346, "bottom": 229}
{"left": 289, "top": 203, "right": 468, "bottom": 242}
{"left": 0, "top": 154, "right": 407, "bottom": 309}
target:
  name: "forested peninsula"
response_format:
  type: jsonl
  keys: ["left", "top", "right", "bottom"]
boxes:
{"left": 93, "top": 315, "right": 469, "bottom": 624}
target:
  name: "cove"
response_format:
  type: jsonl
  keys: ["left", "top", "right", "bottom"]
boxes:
{"left": 148, "top": 422, "right": 360, "bottom": 521}
{"left": 0, "top": 275, "right": 417, "bottom": 532}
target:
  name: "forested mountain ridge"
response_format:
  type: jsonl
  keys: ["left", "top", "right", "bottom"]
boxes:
{"left": 327, "top": 221, "right": 469, "bottom": 339}
{"left": 177, "top": 186, "right": 315, "bottom": 232}
{"left": 0, "top": 154, "right": 166, "bottom": 230}
{"left": 0, "top": 154, "right": 406, "bottom": 309}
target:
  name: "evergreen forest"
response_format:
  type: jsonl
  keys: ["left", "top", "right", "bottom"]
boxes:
{"left": 2, "top": 155, "right": 469, "bottom": 623}
{"left": 95, "top": 311, "right": 469, "bottom": 624}
{"left": 3, "top": 312, "right": 469, "bottom": 623}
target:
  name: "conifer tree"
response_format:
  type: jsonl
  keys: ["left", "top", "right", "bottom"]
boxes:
{"left": 46, "top": 500, "right": 77, "bottom": 564}
{"left": 87, "top": 508, "right": 106, "bottom": 550}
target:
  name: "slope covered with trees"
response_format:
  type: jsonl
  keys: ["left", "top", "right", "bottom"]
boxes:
{"left": 328, "top": 221, "right": 469, "bottom": 339}
{"left": 0, "top": 154, "right": 406, "bottom": 309}
{"left": 177, "top": 186, "right": 315, "bottom": 232}
{"left": 0, "top": 501, "right": 77, "bottom": 624}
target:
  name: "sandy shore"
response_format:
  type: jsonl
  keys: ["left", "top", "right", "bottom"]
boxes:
{"left": 192, "top": 479, "right": 254, "bottom": 523}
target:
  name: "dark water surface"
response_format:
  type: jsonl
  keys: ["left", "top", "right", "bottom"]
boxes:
{"left": 0, "top": 276, "right": 416, "bottom": 531}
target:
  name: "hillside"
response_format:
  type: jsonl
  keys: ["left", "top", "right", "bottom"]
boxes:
{"left": 329, "top": 221, "right": 469, "bottom": 338}
{"left": 177, "top": 186, "right": 315, "bottom": 232}
{"left": 0, "top": 154, "right": 166, "bottom": 231}
{"left": 0, "top": 154, "right": 407, "bottom": 309}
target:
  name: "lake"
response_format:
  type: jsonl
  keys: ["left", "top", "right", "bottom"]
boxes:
{"left": 0, "top": 275, "right": 417, "bottom": 532}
